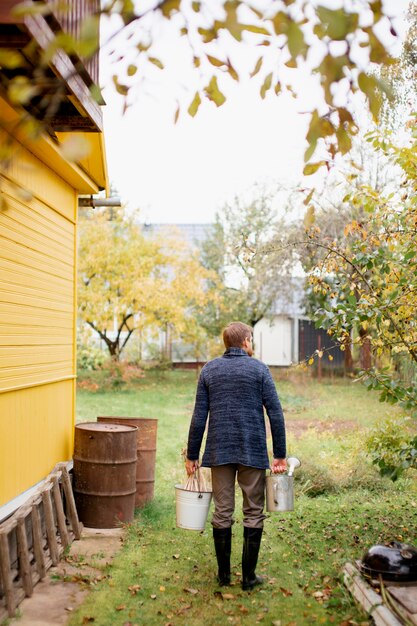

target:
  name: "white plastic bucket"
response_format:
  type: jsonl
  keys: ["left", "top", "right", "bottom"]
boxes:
{"left": 175, "top": 485, "right": 212, "bottom": 530}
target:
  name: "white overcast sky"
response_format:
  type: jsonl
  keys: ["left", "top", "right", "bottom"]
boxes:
{"left": 100, "top": 0, "right": 411, "bottom": 224}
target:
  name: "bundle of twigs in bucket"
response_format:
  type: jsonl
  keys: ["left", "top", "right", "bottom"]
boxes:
{"left": 175, "top": 452, "right": 212, "bottom": 531}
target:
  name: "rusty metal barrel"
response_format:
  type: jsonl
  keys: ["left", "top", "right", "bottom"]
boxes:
{"left": 73, "top": 422, "right": 137, "bottom": 528}
{"left": 97, "top": 417, "right": 158, "bottom": 508}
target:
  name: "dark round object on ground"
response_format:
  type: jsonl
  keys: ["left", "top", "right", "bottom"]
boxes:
{"left": 361, "top": 541, "right": 417, "bottom": 582}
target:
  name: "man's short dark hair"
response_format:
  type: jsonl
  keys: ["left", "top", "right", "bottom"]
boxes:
{"left": 223, "top": 321, "right": 253, "bottom": 348}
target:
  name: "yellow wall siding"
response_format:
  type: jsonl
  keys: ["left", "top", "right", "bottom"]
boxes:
{"left": 0, "top": 194, "right": 75, "bottom": 391}
{"left": 0, "top": 136, "right": 77, "bottom": 508}
{"left": 0, "top": 381, "right": 74, "bottom": 506}
{"left": 0, "top": 129, "right": 76, "bottom": 222}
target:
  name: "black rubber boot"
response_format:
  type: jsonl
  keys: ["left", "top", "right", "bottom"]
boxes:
{"left": 213, "top": 527, "right": 232, "bottom": 586}
{"left": 241, "top": 527, "right": 264, "bottom": 591}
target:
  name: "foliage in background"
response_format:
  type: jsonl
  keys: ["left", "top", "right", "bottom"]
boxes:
{"left": 278, "top": 138, "right": 399, "bottom": 369}
{"left": 286, "top": 130, "right": 417, "bottom": 478}
{"left": 78, "top": 207, "right": 217, "bottom": 360}
{"left": 305, "top": 135, "right": 417, "bottom": 406}
{"left": 200, "top": 185, "right": 298, "bottom": 333}
{"left": 76, "top": 341, "right": 106, "bottom": 372}
{"left": 366, "top": 416, "right": 417, "bottom": 481}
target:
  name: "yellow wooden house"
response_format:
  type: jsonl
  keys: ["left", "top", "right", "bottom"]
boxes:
{"left": 0, "top": 0, "right": 108, "bottom": 519}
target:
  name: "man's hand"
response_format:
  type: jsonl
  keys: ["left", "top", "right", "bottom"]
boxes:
{"left": 271, "top": 458, "right": 287, "bottom": 474}
{"left": 185, "top": 458, "right": 199, "bottom": 476}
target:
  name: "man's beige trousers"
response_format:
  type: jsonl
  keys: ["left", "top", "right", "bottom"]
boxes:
{"left": 211, "top": 464, "right": 266, "bottom": 529}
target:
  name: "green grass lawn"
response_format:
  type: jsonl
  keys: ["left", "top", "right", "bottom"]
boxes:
{"left": 69, "top": 369, "right": 417, "bottom": 626}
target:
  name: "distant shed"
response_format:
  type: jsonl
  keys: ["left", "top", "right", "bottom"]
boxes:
{"left": 254, "top": 278, "right": 344, "bottom": 368}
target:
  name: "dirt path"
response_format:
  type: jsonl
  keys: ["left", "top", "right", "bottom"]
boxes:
{"left": 9, "top": 528, "right": 123, "bottom": 626}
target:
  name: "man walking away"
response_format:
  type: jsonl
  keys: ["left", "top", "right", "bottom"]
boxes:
{"left": 185, "top": 321, "right": 287, "bottom": 591}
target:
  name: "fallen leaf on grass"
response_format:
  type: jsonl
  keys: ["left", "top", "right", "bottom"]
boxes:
{"left": 280, "top": 587, "right": 293, "bottom": 597}
{"left": 172, "top": 554, "right": 180, "bottom": 559}
{"left": 184, "top": 587, "right": 199, "bottom": 594}
{"left": 175, "top": 604, "right": 192, "bottom": 615}
{"left": 150, "top": 594, "right": 157, "bottom": 600}
{"left": 128, "top": 585, "right": 141, "bottom": 595}
{"left": 222, "top": 593, "right": 235, "bottom": 600}
{"left": 82, "top": 618, "right": 95, "bottom": 624}
{"left": 312, "top": 587, "right": 331, "bottom": 602}
{"left": 116, "top": 605, "right": 126, "bottom": 611}
{"left": 272, "top": 621, "right": 281, "bottom": 626}
{"left": 159, "top": 585, "right": 166, "bottom": 592}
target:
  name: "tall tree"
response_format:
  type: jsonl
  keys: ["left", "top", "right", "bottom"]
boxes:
{"left": 301, "top": 138, "right": 399, "bottom": 369}
{"left": 78, "top": 208, "right": 216, "bottom": 360}
{"left": 200, "top": 186, "right": 296, "bottom": 331}
{"left": 304, "top": 134, "right": 417, "bottom": 408}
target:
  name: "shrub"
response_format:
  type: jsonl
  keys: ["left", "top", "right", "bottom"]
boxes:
{"left": 291, "top": 429, "right": 387, "bottom": 497}
{"left": 100, "top": 360, "right": 144, "bottom": 390}
{"left": 338, "top": 449, "right": 388, "bottom": 492}
{"left": 366, "top": 416, "right": 417, "bottom": 480}
{"left": 295, "top": 460, "right": 338, "bottom": 497}
{"left": 77, "top": 342, "right": 106, "bottom": 371}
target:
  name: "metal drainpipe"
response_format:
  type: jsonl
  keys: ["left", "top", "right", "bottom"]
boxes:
{"left": 78, "top": 196, "right": 122, "bottom": 208}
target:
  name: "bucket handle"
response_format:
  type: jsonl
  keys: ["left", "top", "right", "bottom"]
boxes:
{"left": 196, "top": 468, "right": 203, "bottom": 498}
{"left": 185, "top": 467, "right": 205, "bottom": 497}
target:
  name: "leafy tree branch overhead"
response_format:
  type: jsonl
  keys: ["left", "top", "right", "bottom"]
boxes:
{"left": 1, "top": 0, "right": 403, "bottom": 168}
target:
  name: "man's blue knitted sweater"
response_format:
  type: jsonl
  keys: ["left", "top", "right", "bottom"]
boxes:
{"left": 187, "top": 347, "right": 286, "bottom": 469}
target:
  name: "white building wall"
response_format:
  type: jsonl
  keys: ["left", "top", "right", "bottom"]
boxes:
{"left": 254, "top": 316, "right": 293, "bottom": 366}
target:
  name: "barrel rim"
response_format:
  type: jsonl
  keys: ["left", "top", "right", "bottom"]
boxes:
{"left": 75, "top": 422, "right": 138, "bottom": 433}
{"left": 98, "top": 416, "right": 158, "bottom": 423}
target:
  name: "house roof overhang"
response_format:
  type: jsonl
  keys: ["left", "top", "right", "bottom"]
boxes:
{"left": 0, "top": 94, "right": 107, "bottom": 194}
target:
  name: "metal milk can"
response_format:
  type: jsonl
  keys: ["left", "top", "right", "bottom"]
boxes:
{"left": 266, "top": 457, "right": 301, "bottom": 512}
